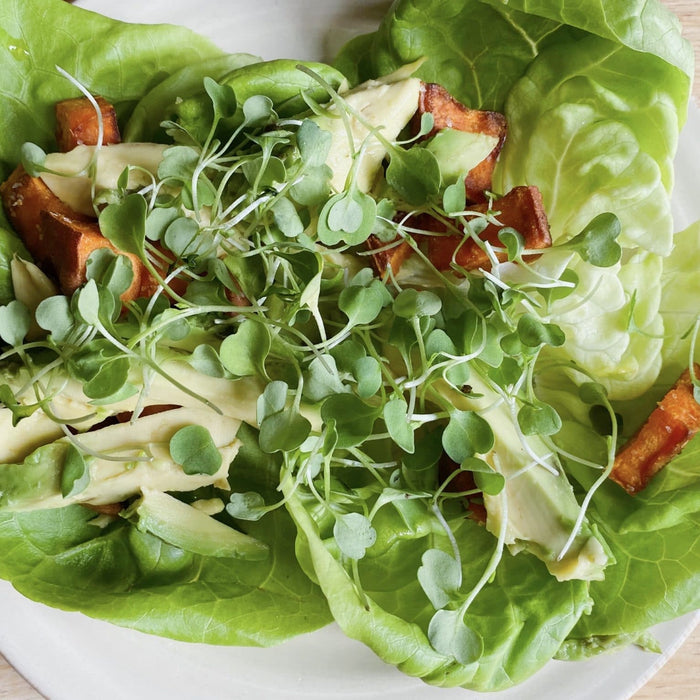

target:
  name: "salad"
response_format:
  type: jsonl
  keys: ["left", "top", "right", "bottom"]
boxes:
{"left": 0, "top": 0, "right": 698, "bottom": 694}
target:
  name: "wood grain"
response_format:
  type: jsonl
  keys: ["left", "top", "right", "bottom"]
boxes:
{"left": 1, "top": 0, "right": 698, "bottom": 697}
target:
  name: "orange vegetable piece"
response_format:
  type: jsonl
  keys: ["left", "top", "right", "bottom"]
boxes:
{"left": 39, "top": 211, "right": 143, "bottom": 300}
{"left": 0, "top": 165, "right": 93, "bottom": 263}
{"left": 54, "top": 95, "right": 121, "bottom": 152}
{"left": 365, "top": 235, "right": 414, "bottom": 278}
{"left": 425, "top": 185, "right": 552, "bottom": 272}
{"left": 415, "top": 83, "right": 507, "bottom": 203}
{"left": 611, "top": 366, "right": 700, "bottom": 494}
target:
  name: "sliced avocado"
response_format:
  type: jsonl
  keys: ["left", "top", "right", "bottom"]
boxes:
{"left": 127, "top": 488, "right": 269, "bottom": 560}
{"left": 314, "top": 75, "right": 422, "bottom": 194}
{"left": 424, "top": 129, "right": 498, "bottom": 186}
{"left": 438, "top": 376, "right": 609, "bottom": 582}
{"left": 0, "top": 407, "right": 241, "bottom": 512}
{"left": 42, "top": 143, "right": 169, "bottom": 216}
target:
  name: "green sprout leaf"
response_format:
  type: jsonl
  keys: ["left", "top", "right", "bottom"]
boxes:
{"left": 226, "top": 491, "right": 268, "bottom": 521}
{"left": 338, "top": 278, "right": 390, "bottom": 325}
{"left": 20, "top": 142, "right": 47, "bottom": 177}
{"left": 304, "top": 355, "right": 348, "bottom": 403}
{"left": 428, "top": 609, "right": 483, "bottom": 665}
{"left": 498, "top": 227, "right": 524, "bottom": 261}
{"left": 297, "top": 118, "right": 332, "bottom": 167}
{"left": 383, "top": 397, "right": 415, "bottom": 453}
{"left": 83, "top": 357, "right": 130, "bottom": 400}
{"left": 417, "top": 548, "right": 462, "bottom": 609}
{"left": 0, "top": 384, "right": 39, "bottom": 426}
{"left": 272, "top": 196, "right": 304, "bottom": 238}
{"left": 98, "top": 193, "right": 148, "bottom": 258}
{"left": 164, "top": 216, "right": 206, "bottom": 258}
{"left": 219, "top": 319, "right": 271, "bottom": 377}
{"left": 317, "top": 190, "right": 377, "bottom": 246}
{"left": 517, "top": 314, "right": 565, "bottom": 348}
{"left": 333, "top": 512, "right": 376, "bottom": 560}
{"left": 443, "top": 181, "right": 466, "bottom": 214}
{"left": 353, "top": 355, "right": 382, "bottom": 398}
{"left": 466, "top": 457, "right": 505, "bottom": 496}
{"left": 442, "top": 410, "right": 494, "bottom": 464}
{"left": 518, "top": 401, "right": 562, "bottom": 437}
{"left": 386, "top": 147, "right": 441, "bottom": 205}
{"left": 0, "top": 300, "right": 31, "bottom": 346}
{"left": 242, "top": 94, "right": 275, "bottom": 126}
{"left": 85, "top": 249, "right": 135, "bottom": 297}
{"left": 75, "top": 279, "right": 101, "bottom": 327}
{"left": 169, "top": 424, "right": 223, "bottom": 475}
{"left": 35, "top": 296, "right": 75, "bottom": 343}
{"left": 564, "top": 212, "right": 622, "bottom": 267}
{"left": 259, "top": 409, "right": 311, "bottom": 453}
{"left": 204, "top": 76, "right": 237, "bottom": 120}
{"left": 393, "top": 288, "right": 442, "bottom": 319}
{"left": 321, "top": 394, "right": 379, "bottom": 449}
{"left": 256, "top": 380, "right": 289, "bottom": 424}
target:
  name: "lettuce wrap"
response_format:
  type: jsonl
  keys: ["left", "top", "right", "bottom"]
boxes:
{"left": 0, "top": 0, "right": 698, "bottom": 693}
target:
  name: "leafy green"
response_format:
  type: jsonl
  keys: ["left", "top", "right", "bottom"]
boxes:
{"left": 0, "top": 0, "right": 224, "bottom": 179}
{"left": 284, "top": 476, "right": 591, "bottom": 691}
{"left": 0, "top": 0, "right": 698, "bottom": 692}
{"left": 0, "top": 424, "right": 331, "bottom": 644}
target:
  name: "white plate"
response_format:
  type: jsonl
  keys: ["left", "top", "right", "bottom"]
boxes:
{"left": 1, "top": 1, "right": 699, "bottom": 698}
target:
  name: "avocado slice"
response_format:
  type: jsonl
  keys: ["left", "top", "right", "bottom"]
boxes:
{"left": 439, "top": 376, "right": 609, "bottom": 582}
{"left": 126, "top": 488, "right": 269, "bottom": 560}
{"left": 314, "top": 73, "right": 422, "bottom": 193}
{"left": 0, "top": 407, "right": 240, "bottom": 512}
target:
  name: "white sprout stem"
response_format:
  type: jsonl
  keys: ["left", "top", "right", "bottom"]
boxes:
{"left": 457, "top": 486, "right": 508, "bottom": 616}
{"left": 430, "top": 502, "right": 464, "bottom": 590}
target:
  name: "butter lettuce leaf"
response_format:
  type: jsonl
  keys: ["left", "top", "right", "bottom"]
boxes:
{"left": 284, "top": 473, "right": 591, "bottom": 692}
{"left": 0, "top": 0, "right": 224, "bottom": 179}
{"left": 0, "top": 423, "right": 331, "bottom": 645}
{"left": 334, "top": 0, "right": 693, "bottom": 110}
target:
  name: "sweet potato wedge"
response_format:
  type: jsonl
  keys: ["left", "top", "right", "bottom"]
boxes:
{"left": 611, "top": 366, "right": 700, "bottom": 494}
{"left": 39, "top": 211, "right": 143, "bottom": 300}
{"left": 55, "top": 95, "right": 121, "bottom": 152}
{"left": 415, "top": 83, "right": 507, "bottom": 203}
{"left": 365, "top": 235, "right": 414, "bottom": 278}
{"left": 426, "top": 185, "right": 552, "bottom": 272}
{"left": 0, "top": 165, "right": 92, "bottom": 263}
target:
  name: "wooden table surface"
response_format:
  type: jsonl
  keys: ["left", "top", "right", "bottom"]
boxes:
{"left": 1, "top": 0, "right": 699, "bottom": 697}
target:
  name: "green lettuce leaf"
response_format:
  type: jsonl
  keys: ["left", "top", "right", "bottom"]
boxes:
{"left": 333, "top": 0, "right": 693, "bottom": 109}
{"left": 0, "top": 0, "right": 224, "bottom": 178}
{"left": 0, "top": 423, "right": 331, "bottom": 645}
{"left": 284, "top": 473, "right": 591, "bottom": 692}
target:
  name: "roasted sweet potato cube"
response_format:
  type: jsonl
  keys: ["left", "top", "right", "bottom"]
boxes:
{"left": 415, "top": 83, "right": 507, "bottom": 203}
{"left": 0, "top": 165, "right": 91, "bottom": 264}
{"left": 54, "top": 95, "right": 121, "bottom": 152}
{"left": 365, "top": 235, "right": 414, "bottom": 278}
{"left": 426, "top": 185, "right": 552, "bottom": 271}
{"left": 40, "top": 211, "right": 143, "bottom": 300}
{"left": 611, "top": 366, "right": 700, "bottom": 494}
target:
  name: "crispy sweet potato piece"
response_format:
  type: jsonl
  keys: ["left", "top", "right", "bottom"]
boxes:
{"left": 55, "top": 95, "right": 121, "bottom": 152}
{"left": 0, "top": 165, "right": 92, "bottom": 262}
{"left": 365, "top": 234, "right": 414, "bottom": 278}
{"left": 39, "top": 211, "right": 143, "bottom": 300}
{"left": 426, "top": 185, "right": 552, "bottom": 272}
{"left": 415, "top": 83, "right": 507, "bottom": 203}
{"left": 611, "top": 366, "right": 700, "bottom": 494}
